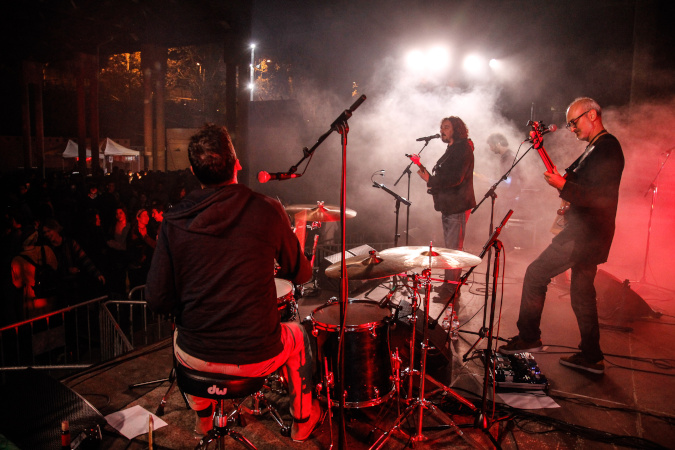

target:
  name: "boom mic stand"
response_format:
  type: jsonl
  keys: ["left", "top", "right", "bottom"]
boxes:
{"left": 428, "top": 210, "right": 514, "bottom": 450}
{"left": 287, "top": 95, "right": 366, "bottom": 450}
{"left": 394, "top": 139, "right": 433, "bottom": 245}
{"left": 635, "top": 148, "right": 673, "bottom": 290}
{"left": 370, "top": 176, "right": 413, "bottom": 299}
{"left": 464, "top": 143, "right": 535, "bottom": 361}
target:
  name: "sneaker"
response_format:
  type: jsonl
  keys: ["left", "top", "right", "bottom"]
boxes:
{"left": 291, "top": 399, "right": 325, "bottom": 442}
{"left": 559, "top": 353, "right": 604, "bottom": 374}
{"left": 497, "top": 335, "right": 542, "bottom": 354}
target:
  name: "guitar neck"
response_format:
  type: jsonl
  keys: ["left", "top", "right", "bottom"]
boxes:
{"left": 536, "top": 145, "right": 555, "bottom": 173}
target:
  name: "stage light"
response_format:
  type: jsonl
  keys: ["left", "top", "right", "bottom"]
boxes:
{"left": 462, "top": 54, "right": 487, "bottom": 75}
{"left": 405, "top": 50, "right": 425, "bottom": 70}
{"left": 405, "top": 46, "right": 451, "bottom": 73}
{"left": 489, "top": 58, "right": 501, "bottom": 70}
{"left": 428, "top": 46, "right": 451, "bottom": 72}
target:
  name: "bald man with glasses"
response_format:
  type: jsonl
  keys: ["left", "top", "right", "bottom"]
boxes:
{"left": 499, "top": 97, "right": 624, "bottom": 375}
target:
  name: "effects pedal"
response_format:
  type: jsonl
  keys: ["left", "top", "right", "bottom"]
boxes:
{"left": 490, "top": 352, "right": 548, "bottom": 390}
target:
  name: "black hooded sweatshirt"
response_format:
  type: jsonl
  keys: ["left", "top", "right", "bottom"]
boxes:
{"left": 145, "top": 183, "right": 311, "bottom": 364}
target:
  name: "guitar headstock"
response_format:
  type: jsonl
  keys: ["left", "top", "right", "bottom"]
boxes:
{"left": 528, "top": 121, "right": 545, "bottom": 149}
{"left": 408, "top": 154, "right": 421, "bottom": 166}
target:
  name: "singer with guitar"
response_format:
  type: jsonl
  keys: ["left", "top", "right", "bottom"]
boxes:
{"left": 499, "top": 98, "right": 624, "bottom": 375}
{"left": 411, "top": 116, "right": 476, "bottom": 302}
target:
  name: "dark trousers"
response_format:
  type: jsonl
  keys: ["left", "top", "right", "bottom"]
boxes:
{"left": 517, "top": 239, "right": 603, "bottom": 362}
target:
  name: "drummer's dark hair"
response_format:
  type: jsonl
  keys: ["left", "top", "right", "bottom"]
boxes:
{"left": 440, "top": 116, "right": 469, "bottom": 141}
{"left": 188, "top": 124, "right": 238, "bottom": 186}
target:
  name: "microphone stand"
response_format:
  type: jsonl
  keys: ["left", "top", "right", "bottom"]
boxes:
{"left": 295, "top": 95, "right": 365, "bottom": 450}
{"left": 426, "top": 210, "right": 513, "bottom": 450}
{"left": 371, "top": 179, "right": 413, "bottom": 300}
{"left": 271, "top": 95, "right": 366, "bottom": 450}
{"left": 394, "top": 139, "right": 432, "bottom": 245}
{"left": 635, "top": 148, "right": 673, "bottom": 290}
{"left": 464, "top": 143, "right": 535, "bottom": 361}
{"left": 372, "top": 180, "right": 411, "bottom": 247}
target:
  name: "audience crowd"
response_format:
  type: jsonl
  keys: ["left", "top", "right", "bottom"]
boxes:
{"left": 1, "top": 166, "right": 201, "bottom": 326}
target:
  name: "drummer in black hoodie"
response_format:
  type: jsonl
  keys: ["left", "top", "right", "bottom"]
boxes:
{"left": 145, "top": 124, "right": 321, "bottom": 441}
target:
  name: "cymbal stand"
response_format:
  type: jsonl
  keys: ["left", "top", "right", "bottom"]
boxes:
{"left": 371, "top": 268, "right": 484, "bottom": 449}
{"left": 302, "top": 234, "right": 321, "bottom": 297}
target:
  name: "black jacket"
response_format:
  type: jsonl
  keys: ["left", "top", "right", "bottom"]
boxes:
{"left": 554, "top": 133, "right": 624, "bottom": 264}
{"left": 145, "top": 184, "right": 311, "bottom": 364}
{"left": 426, "top": 139, "right": 476, "bottom": 215}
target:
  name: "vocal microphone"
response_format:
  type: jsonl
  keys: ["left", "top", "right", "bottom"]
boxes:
{"left": 257, "top": 171, "right": 302, "bottom": 183}
{"left": 416, "top": 133, "right": 441, "bottom": 142}
{"left": 526, "top": 124, "right": 557, "bottom": 141}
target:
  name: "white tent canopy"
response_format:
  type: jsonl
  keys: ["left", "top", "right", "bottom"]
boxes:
{"left": 102, "top": 138, "right": 139, "bottom": 157}
{"left": 61, "top": 139, "right": 103, "bottom": 159}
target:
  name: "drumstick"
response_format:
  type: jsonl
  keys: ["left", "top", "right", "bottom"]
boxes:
{"left": 148, "top": 415, "right": 153, "bottom": 450}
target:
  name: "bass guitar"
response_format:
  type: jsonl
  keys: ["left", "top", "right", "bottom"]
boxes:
{"left": 528, "top": 121, "right": 569, "bottom": 233}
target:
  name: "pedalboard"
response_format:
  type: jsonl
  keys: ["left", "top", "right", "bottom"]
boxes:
{"left": 490, "top": 352, "right": 548, "bottom": 390}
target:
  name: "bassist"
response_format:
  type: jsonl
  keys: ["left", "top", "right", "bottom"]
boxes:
{"left": 499, "top": 97, "right": 624, "bottom": 375}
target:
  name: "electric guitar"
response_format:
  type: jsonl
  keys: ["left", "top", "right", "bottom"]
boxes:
{"left": 407, "top": 154, "right": 437, "bottom": 194}
{"left": 528, "top": 121, "right": 569, "bottom": 233}
{"left": 407, "top": 153, "right": 428, "bottom": 174}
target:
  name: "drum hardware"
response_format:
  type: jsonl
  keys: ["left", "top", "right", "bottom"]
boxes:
{"left": 302, "top": 235, "right": 321, "bottom": 297}
{"left": 370, "top": 244, "right": 485, "bottom": 450}
{"left": 317, "top": 357, "right": 335, "bottom": 448}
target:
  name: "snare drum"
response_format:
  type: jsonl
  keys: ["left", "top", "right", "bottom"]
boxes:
{"left": 275, "top": 278, "right": 297, "bottom": 322}
{"left": 309, "top": 300, "right": 393, "bottom": 408}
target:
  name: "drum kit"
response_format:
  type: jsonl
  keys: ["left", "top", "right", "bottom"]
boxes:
{"left": 274, "top": 202, "right": 487, "bottom": 447}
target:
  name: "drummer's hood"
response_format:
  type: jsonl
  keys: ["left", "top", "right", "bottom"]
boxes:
{"left": 163, "top": 184, "right": 253, "bottom": 236}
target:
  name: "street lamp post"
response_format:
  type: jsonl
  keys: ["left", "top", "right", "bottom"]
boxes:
{"left": 250, "top": 44, "right": 255, "bottom": 101}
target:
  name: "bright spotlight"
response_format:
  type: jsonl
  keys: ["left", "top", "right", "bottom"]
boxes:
{"left": 462, "top": 54, "right": 487, "bottom": 75}
{"left": 405, "top": 50, "right": 425, "bottom": 70}
{"left": 250, "top": 43, "right": 256, "bottom": 49}
{"left": 248, "top": 83, "right": 254, "bottom": 90}
{"left": 489, "top": 58, "right": 501, "bottom": 70}
{"left": 428, "top": 46, "right": 451, "bottom": 71}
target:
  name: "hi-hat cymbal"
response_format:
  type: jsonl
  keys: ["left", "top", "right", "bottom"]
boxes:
{"left": 286, "top": 202, "right": 356, "bottom": 222}
{"left": 379, "top": 246, "right": 482, "bottom": 270}
{"left": 325, "top": 251, "right": 407, "bottom": 280}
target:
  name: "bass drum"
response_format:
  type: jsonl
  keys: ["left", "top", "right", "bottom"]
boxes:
{"left": 308, "top": 300, "right": 393, "bottom": 408}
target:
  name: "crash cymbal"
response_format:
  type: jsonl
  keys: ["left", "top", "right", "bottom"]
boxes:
{"left": 286, "top": 202, "right": 356, "bottom": 222}
{"left": 379, "top": 246, "right": 482, "bottom": 270}
{"left": 325, "top": 250, "right": 407, "bottom": 280}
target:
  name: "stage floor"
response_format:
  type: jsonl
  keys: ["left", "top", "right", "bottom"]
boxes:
{"left": 56, "top": 247, "right": 674, "bottom": 449}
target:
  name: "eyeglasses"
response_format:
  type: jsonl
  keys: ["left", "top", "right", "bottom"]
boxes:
{"left": 566, "top": 110, "right": 591, "bottom": 130}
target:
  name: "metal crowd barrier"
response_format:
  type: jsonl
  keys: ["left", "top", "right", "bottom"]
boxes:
{"left": 0, "top": 296, "right": 107, "bottom": 374}
{"left": 99, "top": 286, "right": 173, "bottom": 360}
{"left": 0, "top": 286, "right": 172, "bottom": 377}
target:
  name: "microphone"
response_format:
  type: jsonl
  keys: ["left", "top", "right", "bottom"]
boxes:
{"left": 257, "top": 171, "right": 302, "bottom": 183}
{"left": 526, "top": 124, "right": 557, "bottom": 141}
{"left": 416, "top": 133, "right": 441, "bottom": 142}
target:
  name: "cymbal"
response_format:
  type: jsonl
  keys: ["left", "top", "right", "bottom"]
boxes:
{"left": 325, "top": 251, "right": 407, "bottom": 280}
{"left": 379, "top": 246, "right": 482, "bottom": 270}
{"left": 286, "top": 202, "right": 356, "bottom": 222}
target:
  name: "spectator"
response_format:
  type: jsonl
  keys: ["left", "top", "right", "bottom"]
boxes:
{"left": 106, "top": 206, "right": 131, "bottom": 297}
{"left": 126, "top": 209, "right": 156, "bottom": 290}
{"left": 42, "top": 218, "right": 105, "bottom": 305}
{"left": 11, "top": 226, "right": 58, "bottom": 319}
